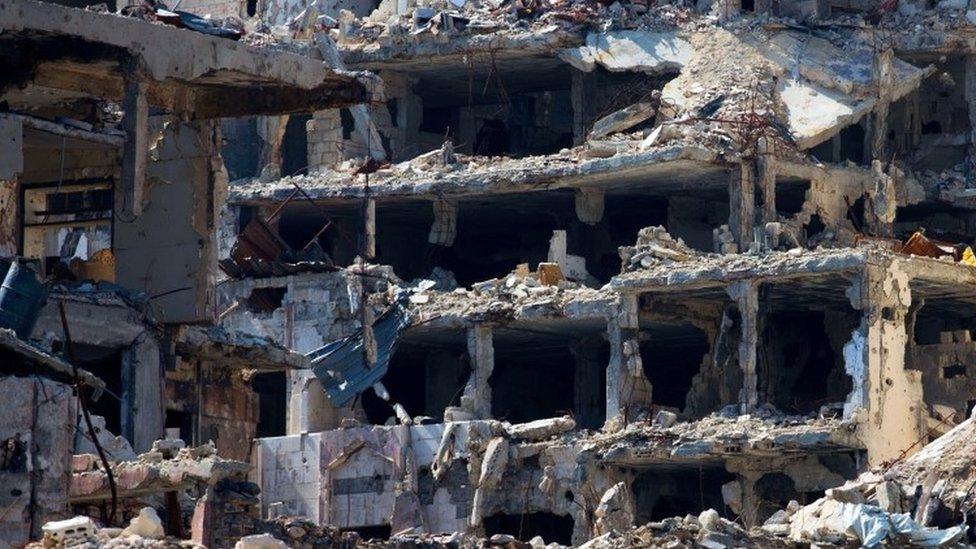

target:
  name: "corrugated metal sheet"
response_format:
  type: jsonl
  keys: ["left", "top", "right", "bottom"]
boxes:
{"left": 308, "top": 301, "right": 411, "bottom": 407}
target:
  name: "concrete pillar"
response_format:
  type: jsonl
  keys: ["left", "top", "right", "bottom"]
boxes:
{"left": 868, "top": 160, "right": 896, "bottom": 238}
{"left": 287, "top": 369, "right": 356, "bottom": 433}
{"left": 870, "top": 49, "right": 894, "bottom": 163}
{"left": 258, "top": 114, "right": 290, "bottom": 178}
{"left": 190, "top": 486, "right": 214, "bottom": 547}
{"left": 729, "top": 163, "right": 756, "bottom": 251}
{"left": 727, "top": 280, "right": 759, "bottom": 413}
{"left": 428, "top": 198, "right": 458, "bottom": 246}
{"left": 606, "top": 294, "right": 652, "bottom": 426}
{"left": 756, "top": 140, "right": 776, "bottom": 226}
{"left": 571, "top": 69, "right": 597, "bottom": 145}
{"left": 575, "top": 187, "right": 605, "bottom": 225}
{"left": 0, "top": 178, "right": 18, "bottom": 256}
{"left": 121, "top": 333, "right": 163, "bottom": 453}
{"left": 845, "top": 263, "right": 924, "bottom": 465}
{"left": 0, "top": 117, "right": 22, "bottom": 255}
{"left": 463, "top": 323, "right": 494, "bottom": 419}
{"left": 572, "top": 335, "right": 604, "bottom": 430}
{"left": 119, "top": 76, "right": 148, "bottom": 218}
{"left": 362, "top": 197, "right": 376, "bottom": 259}
{"left": 967, "top": 54, "right": 976, "bottom": 157}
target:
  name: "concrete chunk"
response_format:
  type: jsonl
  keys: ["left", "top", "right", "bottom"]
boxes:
{"left": 560, "top": 31, "right": 693, "bottom": 74}
{"left": 589, "top": 102, "right": 658, "bottom": 139}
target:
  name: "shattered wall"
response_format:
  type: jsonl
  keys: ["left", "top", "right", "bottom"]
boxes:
{"left": 253, "top": 420, "right": 588, "bottom": 542}
{"left": 32, "top": 296, "right": 164, "bottom": 453}
{"left": 165, "top": 357, "right": 260, "bottom": 462}
{"left": 0, "top": 376, "right": 76, "bottom": 545}
{"left": 846, "top": 264, "right": 925, "bottom": 464}
{"left": 115, "top": 119, "right": 226, "bottom": 324}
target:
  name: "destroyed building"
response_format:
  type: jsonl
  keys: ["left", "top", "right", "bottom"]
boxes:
{"left": 6, "top": 0, "right": 976, "bottom": 546}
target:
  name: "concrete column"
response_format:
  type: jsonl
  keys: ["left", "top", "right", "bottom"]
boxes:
{"left": 845, "top": 263, "right": 924, "bottom": 465}
{"left": 287, "top": 369, "right": 356, "bottom": 433}
{"left": 727, "top": 280, "right": 759, "bottom": 413}
{"left": 870, "top": 49, "right": 894, "bottom": 163}
{"left": 119, "top": 76, "right": 148, "bottom": 218}
{"left": 868, "top": 160, "right": 896, "bottom": 238}
{"left": 572, "top": 335, "right": 604, "bottom": 430}
{"left": 463, "top": 323, "right": 494, "bottom": 419}
{"left": 606, "top": 294, "right": 652, "bottom": 426}
{"left": 428, "top": 198, "right": 458, "bottom": 246}
{"left": 967, "top": 54, "right": 976, "bottom": 156}
{"left": 571, "top": 69, "right": 597, "bottom": 145}
{"left": 0, "top": 116, "right": 23, "bottom": 255}
{"left": 257, "top": 114, "right": 290, "bottom": 179}
{"left": 729, "top": 163, "right": 756, "bottom": 251}
{"left": 121, "top": 333, "right": 163, "bottom": 453}
{"left": 362, "top": 197, "right": 376, "bottom": 259}
{"left": 0, "top": 178, "right": 18, "bottom": 256}
{"left": 756, "top": 140, "right": 776, "bottom": 226}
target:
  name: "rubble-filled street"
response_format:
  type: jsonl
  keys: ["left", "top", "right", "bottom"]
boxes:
{"left": 4, "top": 0, "right": 976, "bottom": 546}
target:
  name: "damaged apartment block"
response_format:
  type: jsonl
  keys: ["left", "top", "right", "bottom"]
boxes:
{"left": 6, "top": 0, "right": 976, "bottom": 546}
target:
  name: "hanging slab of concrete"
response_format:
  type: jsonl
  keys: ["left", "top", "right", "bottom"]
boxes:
{"left": 760, "top": 32, "right": 927, "bottom": 149}
{"left": 560, "top": 30, "right": 694, "bottom": 75}
{"left": 777, "top": 77, "right": 875, "bottom": 150}
{"left": 760, "top": 32, "right": 925, "bottom": 99}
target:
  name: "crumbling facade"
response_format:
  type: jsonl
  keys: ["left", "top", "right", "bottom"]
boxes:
{"left": 6, "top": 0, "right": 976, "bottom": 546}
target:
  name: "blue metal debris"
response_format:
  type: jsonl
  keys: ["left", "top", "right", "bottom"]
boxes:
{"left": 308, "top": 299, "right": 411, "bottom": 407}
{"left": 0, "top": 260, "right": 48, "bottom": 339}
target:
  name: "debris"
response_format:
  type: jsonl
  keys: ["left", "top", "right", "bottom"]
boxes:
{"left": 0, "top": 259, "right": 48, "bottom": 339}
{"left": 898, "top": 230, "right": 975, "bottom": 265}
{"left": 506, "top": 416, "right": 576, "bottom": 440}
{"left": 561, "top": 31, "right": 694, "bottom": 75}
{"left": 537, "top": 263, "right": 565, "bottom": 286}
{"left": 308, "top": 296, "right": 411, "bottom": 406}
{"left": 120, "top": 508, "right": 165, "bottom": 539}
{"left": 41, "top": 517, "right": 96, "bottom": 546}
{"left": 235, "top": 533, "right": 289, "bottom": 549}
{"left": 594, "top": 483, "right": 635, "bottom": 535}
{"left": 589, "top": 99, "right": 659, "bottom": 139}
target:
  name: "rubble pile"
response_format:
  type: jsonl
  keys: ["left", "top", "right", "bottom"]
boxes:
{"left": 619, "top": 226, "right": 698, "bottom": 271}
{"left": 580, "top": 511, "right": 790, "bottom": 549}
{"left": 27, "top": 512, "right": 204, "bottom": 549}
{"left": 70, "top": 441, "right": 251, "bottom": 502}
{"left": 340, "top": 0, "right": 694, "bottom": 48}
{"left": 585, "top": 406, "right": 856, "bottom": 460}
{"left": 760, "top": 412, "right": 976, "bottom": 546}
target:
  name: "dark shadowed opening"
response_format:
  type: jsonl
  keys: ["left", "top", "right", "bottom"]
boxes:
{"left": 483, "top": 512, "right": 574, "bottom": 545}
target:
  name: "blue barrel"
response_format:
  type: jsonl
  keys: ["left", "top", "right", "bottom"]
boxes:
{"left": 0, "top": 260, "right": 48, "bottom": 339}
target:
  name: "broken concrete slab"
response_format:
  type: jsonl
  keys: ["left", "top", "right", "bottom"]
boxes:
{"left": 777, "top": 77, "right": 875, "bottom": 150}
{"left": 589, "top": 101, "right": 658, "bottom": 139}
{"left": 560, "top": 31, "right": 694, "bottom": 75}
